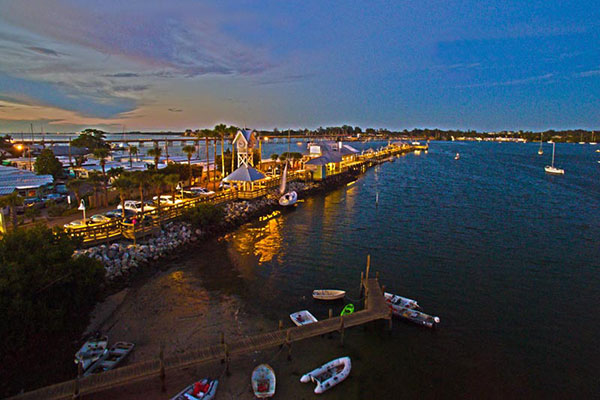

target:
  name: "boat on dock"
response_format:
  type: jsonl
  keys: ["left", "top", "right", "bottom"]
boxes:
{"left": 171, "top": 378, "right": 218, "bottom": 400}
{"left": 384, "top": 292, "right": 420, "bottom": 312}
{"left": 74, "top": 334, "right": 108, "bottom": 372}
{"left": 300, "top": 356, "right": 351, "bottom": 394}
{"left": 252, "top": 364, "right": 276, "bottom": 398}
{"left": 312, "top": 289, "right": 345, "bottom": 300}
{"left": 290, "top": 310, "right": 318, "bottom": 326}
{"left": 340, "top": 303, "right": 354, "bottom": 316}
{"left": 83, "top": 342, "right": 135, "bottom": 376}
{"left": 398, "top": 308, "right": 440, "bottom": 328}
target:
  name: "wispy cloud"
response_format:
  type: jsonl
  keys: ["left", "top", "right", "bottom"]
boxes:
{"left": 574, "top": 69, "right": 600, "bottom": 78}
{"left": 168, "top": 108, "right": 183, "bottom": 112}
{"left": 255, "top": 72, "right": 316, "bottom": 86}
{"left": 455, "top": 73, "right": 554, "bottom": 89}
{"left": 26, "top": 46, "right": 62, "bottom": 57}
{"left": 103, "top": 72, "right": 140, "bottom": 78}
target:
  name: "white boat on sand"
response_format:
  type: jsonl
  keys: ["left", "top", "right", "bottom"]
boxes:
{"left": 312, "top": 289, "right": 346, "bottom": 300}
{"left": 171, "top": 378, "right": 218, "bottom": 400}
{"left": 290, "top": 310, "right": 318, "bottom": 326}
{"left": 74, "top": 334, "right": 108, "bottom": 372}
{"left": 83, "top": 342, "right": 134, "bottom": 376}
{"left": 300, "top": 356, "right": 351, "bottom": 394}
{"left": 252, "top": 364, "right": 276, "bottom": 398}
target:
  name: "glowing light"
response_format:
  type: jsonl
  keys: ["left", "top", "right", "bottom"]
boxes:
{"left": 15, "top": 144, "right": 23, "bottom": 151}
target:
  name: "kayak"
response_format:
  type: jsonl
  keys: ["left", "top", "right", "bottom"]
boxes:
{"left": 300, "top": 357, "right": 351, "bottom": 394}
{"left": 340, "top": 304, "right": 354, "bottom": 316}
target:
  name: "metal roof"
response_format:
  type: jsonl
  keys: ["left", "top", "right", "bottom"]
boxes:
{"left": 305, "top": 151, "right": 342, "bottom": 166}
{"left": 0, "top": 165, "right": 54, "bottom": 194}
{"left": 223, "top": 165, "right": 266, "bottom": 182}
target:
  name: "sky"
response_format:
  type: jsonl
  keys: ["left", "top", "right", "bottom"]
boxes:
{"left": 0, "top": 0, "right": 599, "bottom": 133}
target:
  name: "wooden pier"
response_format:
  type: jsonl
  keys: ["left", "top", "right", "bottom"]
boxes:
{"left": 9, "top": 271, "right": 391, "bottom": 400}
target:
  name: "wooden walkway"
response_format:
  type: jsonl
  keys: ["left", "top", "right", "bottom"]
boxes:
{"left": 9, "top": 276, "right": 390, "bottom": 400}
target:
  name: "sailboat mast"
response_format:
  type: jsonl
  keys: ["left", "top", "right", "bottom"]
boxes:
{"left": 552, "top": 142, "right": 555, "bottom": 167}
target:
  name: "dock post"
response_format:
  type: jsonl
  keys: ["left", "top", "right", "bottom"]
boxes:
{"left": 224, "top": 343, "right": 231, "bottom": 376}
{"left": 278, "top": 320, "right": 283, "bottom": 330}
{"left": 72, "top": 362, "right": 82, "bottom": 399}
{"left": 388, "top": 310, "right": 393, "bottom": 332}
{"left": 159, "top": 342, "right": 166, "bottom": 393}
{"left": 365, "top": 254, "right": 371, "bottom": 281}
{"left": 286, "top": 329, "right": 292, "bottom": 361}
{"left": 339, "top": 315, "right": 345, "bottom": 347}
{"left": 376, "top": 271, "right": 379, "bottom": 281}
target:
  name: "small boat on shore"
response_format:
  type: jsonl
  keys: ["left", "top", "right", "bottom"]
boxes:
{"left": 312, "top": 289, "right": 346, "bottom": 300}
{"left": 290, "top": 310, "right": 318, "bottom": 326}
{"left": 83, "top": 342, "right": 135, "bottom": 376}
{"left": 74, "top": 334, "right": 108, "bottom": 372}
{"left": 171, "top": 378, "right": 218, "bottom": 400}
{"left": 300, "top": 356, "right": 351, "bottom": 394}
{"left": 252, "top": 364, "right": 276, "bottom": 398}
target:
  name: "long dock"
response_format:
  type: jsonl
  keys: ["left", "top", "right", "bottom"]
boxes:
{"left": 9, "top": 273, "right": 391, "bottom": 400}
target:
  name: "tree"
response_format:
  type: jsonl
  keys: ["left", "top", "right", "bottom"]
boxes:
{"left": 111, "top": 174, "right": 133, "bottom": 217}
{"left": 93, "top": 148, "right": 110, "bottom": 207}
{"left": 270, "top": 153, "right": 279, "bottom": 161}
{"left": 130, "top": 171, "right": 151, "bottom": 216}
{"left": 66, "top": 178, "right": 87, "bottom": 204}
{"left": 147, "top": 146, "right": 162, "bottom": 170}
{"left": 71, "top": 131, "right": 109, "bottom": 151}
{"left": 196, "top": 129, "right": 214, "bottom": 182}
{"left": 151, "top": 173, "right": 165, "bottom": 220}
{"left": 87, "top": 171, "right": 103, "bottom": 208}
{"left": 0, "top": 192, "right": 23, "bottom": 229}
{"left": 34, "top": 148, "right": 63, "bottom": 178}
{"left": 214, "top": 124, "right": 227, "bottom": 177}
{"left": 182, "top": 145, "right": 196, "bottom": 186}
{"left": 0, "top": 225, "right": 103, "bottom": 392}
{"left": 128, "top": 145, "right": 138, "bottom": 168}
{"left": 164, "top": 173, "right": 180, "bottom": 201}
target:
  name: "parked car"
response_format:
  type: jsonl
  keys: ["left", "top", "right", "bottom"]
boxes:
{"left": 218, "top": 182, "right": 238, "bottom": 190}
{"left": 24, "top": 197, "right": 45, "bottom": 209}
{"left": 43, "top": 193, "right": 65, "bottom": 203}
{"left": 189, "top": 187, "right": 215, "bottom": 196}
{"left": 118, "top": 200, "right": 156, "bottom": 213}
{"left": 88, "top": 214, "right": 112, "bottom": 224}
{"left": 105, "top": 208, "right": 136, "bottom": 219}
{"left": 152, "top": 195, "right": 184, "bottom": 205}
{"left": 64, "top": 219, "right": 87, "bottom": 229}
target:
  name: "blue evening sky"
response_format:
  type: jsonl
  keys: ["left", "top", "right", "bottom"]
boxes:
{"left": 0, "top": 0, "right": 598, "bottom": 132}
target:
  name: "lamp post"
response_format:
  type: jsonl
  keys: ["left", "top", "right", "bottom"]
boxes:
{"left": 78, "top": 199, "right": 86, "bottom": 222}
{"left": 176, "top": 183, "right": 183, "bottom": 199}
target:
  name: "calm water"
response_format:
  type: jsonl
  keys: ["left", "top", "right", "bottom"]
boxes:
{"left": 186, "top": 141, "right": 599, "bottom": 398}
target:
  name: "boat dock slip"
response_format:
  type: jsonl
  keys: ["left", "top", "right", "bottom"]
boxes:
{"left": 9, "top": 276, "right": 390, "bottom": 400}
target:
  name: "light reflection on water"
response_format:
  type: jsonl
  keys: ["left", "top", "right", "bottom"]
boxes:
{"left": 183, "top": 142, "right": 599, "bottom": 398}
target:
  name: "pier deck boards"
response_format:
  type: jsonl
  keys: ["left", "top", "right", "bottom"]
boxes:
{"left": 9, "top": 277, "right": 390, "bottom": 400}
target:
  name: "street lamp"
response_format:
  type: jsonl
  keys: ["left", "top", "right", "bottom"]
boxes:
{"left": 78, "top": 199, "right": 86, "bottom": 222}
{"left": 176, "top": 183, "right": 183, "bottom": 198}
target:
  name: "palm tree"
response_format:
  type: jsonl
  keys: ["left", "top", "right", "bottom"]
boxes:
{"left": 87, "top": 171, "right": 104, "bottom": 208}
{"left": 147, "top": 147, "right": 162, "bottom": 170}
{"left": 112, "top": 173, "right": 133, "bottom": 217}
{"left": 196, "top": 129, "right": 214, "bottom": 183}
{"left": 0, "top": 192, "right": 23, "bottom": 230}
{"left": 164, "top": 173, "right": 180, "bottom": 202}
{"left": 215, "top": 124, "right": 227, "bottom": 177}
{"left": 67, "top": 178, "right": 86, "bottom": 204}
{"left": 128, "top": 145, "right": 138, "bottom": 168}
{"left": 182, "top": 145, "right": 196, "bottom": 186}
{"left": 151, "top": 173, "right": 165, "bottom": 221}
{"left": 93, "top": 147, "right": 110, "bottom": 206}
{"left": 130, "top": 171, "right": 150, "bottom": 216}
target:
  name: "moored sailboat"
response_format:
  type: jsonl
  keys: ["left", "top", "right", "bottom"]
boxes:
{"left": 544, "top": 142, "right": 564, "bottom": 175}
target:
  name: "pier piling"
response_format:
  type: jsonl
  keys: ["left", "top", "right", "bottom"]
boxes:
{"left": 159, "top": 343, "right": 166, "bottom": 393}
